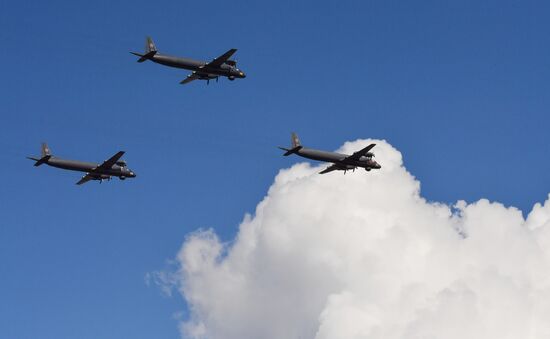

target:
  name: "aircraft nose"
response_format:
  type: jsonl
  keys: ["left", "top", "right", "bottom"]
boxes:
{"left": 239, "top": 72, "right": 246, "bottom": 78}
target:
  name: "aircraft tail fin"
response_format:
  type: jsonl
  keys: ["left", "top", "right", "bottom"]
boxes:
{"left": 130, "top": 36, "right": 158, "bottom": 62}
{"left": 27, "top": 142, "right": 52, "bottom": 166}
{"left": 291, "top": 132, "right": 301, "bottom": 148}
{"left": 41, "top": 142, "right": 51, "bottom": 157}
{"left": 145, "top": 36, "right": 157, "bottom": 54}
{"left": 278, "top": 132, "right": 303, "bottom": 156}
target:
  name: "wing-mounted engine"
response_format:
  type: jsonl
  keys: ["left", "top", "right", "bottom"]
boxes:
{"left": 90, "top": 173, "right": 111, "bottom": 180}
{"left": 198, "top": 73, "right": 219, "bottom": 80}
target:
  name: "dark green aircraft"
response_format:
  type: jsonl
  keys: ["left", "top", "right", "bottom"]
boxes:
{"left": 27, "top": 143, "right": 136, "bottom": 185}
{"left": 279, "top": 133, "right": 382, "bottom": 174}
{"left": 131, "top": 37, "right": 246, "bottom": 85}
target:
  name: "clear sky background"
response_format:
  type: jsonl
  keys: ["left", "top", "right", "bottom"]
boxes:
{"left": 1, "top": 0, "right": 549, "bottom": 338}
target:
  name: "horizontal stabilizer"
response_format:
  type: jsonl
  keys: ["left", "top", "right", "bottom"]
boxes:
{"left": 130, "top": 50, "right": 157, "bottom": 63}
{"left": 278, "top": 146, "right": 302, "bottom": 156}
{"left": 27, "top": 155, "right": 51, "bottom": 167}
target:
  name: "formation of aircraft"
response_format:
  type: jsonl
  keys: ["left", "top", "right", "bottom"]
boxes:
{"left": 131, "top": 37, "right": 246, "bottom": 85}
{"left": 278, "top": 133, "right": 381, "bottom": 174}
{"left": 28, "top": 39, "right": 382, "bottom": 184}
{"left": 27, "top": 143, "right": 136, "bottom": 185}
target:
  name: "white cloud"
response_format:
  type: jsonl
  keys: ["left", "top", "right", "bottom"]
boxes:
{"left": 169, "top": 140, "right": 550, "bottom": 339}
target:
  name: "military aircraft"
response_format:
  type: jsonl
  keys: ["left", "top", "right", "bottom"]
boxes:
{"left": 27, "top": 143, "right": 136, "bottom": 185}
{"left": 131, "top": 37, "right": 246, "bottom": 85}
{"left": 278, "top": 133, "right": 382, "bottom": 174}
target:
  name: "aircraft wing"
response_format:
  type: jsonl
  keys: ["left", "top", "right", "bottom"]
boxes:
{"left": 180, "top": 72, "right": 199, "bottom": 85}
{"left": 94, "top": 151, "right": 125, "bottom": 172}
{"left": 76, "top": 173, "right": 94, "bottom": 185}
{"left": 319, "top": 164, "right": 341, "bottom": 174}
{"left": 342, "top": 144, "right": 376, "bottom": 162}
{"left": 203, "top": 48, "right": 237, "bottom": 68}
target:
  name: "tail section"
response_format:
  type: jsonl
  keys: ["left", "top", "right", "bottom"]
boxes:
{"left": 278, "top": 132, "right": 303, "bottom": 156}
{"left": 27, "top": 142, "right": 52, "bottom": 166}
{"left": 291, "top": 132, "right": 301, "bottom": 148}
{"left": 130, "top": 36, "right": 158, "bottom": 62}
{"left": 41, "top": 142, "right": 51, "bottom": 157}
{"left": 145, "top": 36, "right": 157, "bottom": 54}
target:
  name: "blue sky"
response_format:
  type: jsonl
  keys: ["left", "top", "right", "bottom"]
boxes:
{"left": 1, "top": 0, "right": 549, "bottom": 338}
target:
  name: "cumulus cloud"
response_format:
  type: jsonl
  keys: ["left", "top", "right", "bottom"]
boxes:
{"left": 168, "top": 139, "right": 550, "bottom": 339}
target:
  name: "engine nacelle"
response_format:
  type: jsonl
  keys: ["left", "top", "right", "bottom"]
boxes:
{"left": 228, "top": 76, "right": 235, "bottom": 81}
{"left": 365, "top": 168, "right": 371, "bottom": 171}
{"left": 116, "top": 160, "right": 127, "bottom": 167}
{"left": 119, "top": 176, "right": 126, "bottom": 180}
{"left": 199, "top": 74, "right": 218, "bottom": 80}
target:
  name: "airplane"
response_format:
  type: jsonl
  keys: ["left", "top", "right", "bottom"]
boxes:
{"left": 27, "top": 143, "right": 136, "bottom": 185}
{"left": 131, "top": 37, "right": 246, "bottom": 85}
{"left": 278, "top": 133, "right": 382, "bottom": 174}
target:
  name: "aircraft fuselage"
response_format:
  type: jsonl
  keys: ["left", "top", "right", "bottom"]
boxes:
{"left": 296, "top": 148, "right": 381, "bottom": 170}
{"left": 150, "top": 53, "right": 245, "bottom": 78}
{"left": 44, "top": 157, "right": 136, "bottom": 178}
